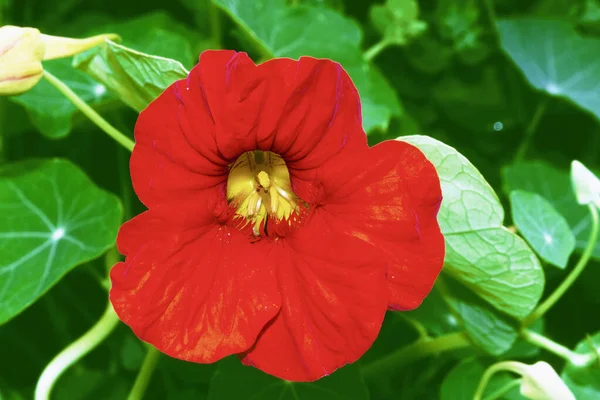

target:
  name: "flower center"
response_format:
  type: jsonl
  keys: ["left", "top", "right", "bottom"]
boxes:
{"left": 227, "top": 150, "right": 301, "bottom": 236}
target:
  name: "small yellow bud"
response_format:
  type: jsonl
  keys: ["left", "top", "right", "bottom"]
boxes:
{"left": 0, "top": 26, "right": 45, "bottom": 95}
{"left": 0, "top": 25, "right": 119, "bottom": 95}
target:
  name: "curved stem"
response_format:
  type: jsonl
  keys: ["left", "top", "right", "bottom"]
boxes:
{"left": 127, "top": 346, "right": 161, "bottom": 400}
{"left": 34, "top": 302, "right": 120, "bottom": 400}
{"left": 521, "top": 329, "right": 591, "bottom": 367}
{"left": 523, "top": 204, "right": 599, "bottom": 326}
{"left": 363, "top": 38, "right": 391, "bottom": 62}
{"left": 42, "top": 70, "right": 134, "bottom": 152}
{"left": 361, "top": 331, "right": 471, "bottom": 380}
{"left": 514, "top": 97, "right": 548, "bottom": 162}
{"left": 474, "top": 361, "right": 528, "bottom": 400}
{"left": 483, "top": 378, "right": 522, "bottom": 400}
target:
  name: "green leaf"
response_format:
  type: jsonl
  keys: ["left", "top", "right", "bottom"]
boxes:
{"left": 80, "top": 12, "right": 199, "bottom": 68}
{"left": 562, "top": 332, "right": 600, "bottom": 399}
{"left": 510, "top": 190, "right": 576, "bottom": 268}
{"left": 74, "top": 40, "right": 189, "bottom": 112}
{"left": 213, "top": 0, "right": 402, "bottom": 133}
{"left": 9, "top": 58, "right": 111, "bottom": 139}
{"left": 400, "top": 135, "right": 544, "bottom": 320}
{"left": 0, "top": 159, "right": 122, "bottom": 325}
{"left": 208, "top": 357, "right": 369, "bottom": 400}
{"left": 370, "top": 0, "right": 427, "bottom": 45}
{"left": 497, "top": 18, "right": 600, "bottom": 121}
{"left": 503, "top": 161, "right": 600, "bottom": 259}
{"left": 440, "top": 358, "right": 522, "bottom": 400}
{"left": 440, "top": 277, "right": 519, "bottom": 355}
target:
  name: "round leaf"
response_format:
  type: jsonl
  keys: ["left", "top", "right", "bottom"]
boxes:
{"left": 0, "top": 159, "right": 122, "bottom": 324}
{"left": 497, "top": 18, "right": 600, "bottom": 121}
{"left": 510, "top": 190, "right": 576, "bottom": 268}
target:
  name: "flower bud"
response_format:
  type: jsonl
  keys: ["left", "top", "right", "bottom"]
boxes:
{"left": 0, "top": 25, "right": 119, "bottom": 95}
{"left": 571, "top": 160, "right": 600, "bottom": 209}
{"left": 0, "top": 26, "right": 45, "bottom": 95}
{"left": 520, "top": 361, "right": 575, "bottom": 400}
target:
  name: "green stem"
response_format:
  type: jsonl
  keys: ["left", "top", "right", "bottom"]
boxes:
{"left": 523, "top": 204, "right": 599, "bottom": 326}
{"left": 127, "top": 346, "right": 161, "bottom": 400}
{"left": 398, "top": 313, "right": 429, "bottom": 339}
{"left": 521, "top": 329, "right": 592, "bottom": 367}
{"left": 474, "top": 361, "right": 527, "bottom": 400}
{"left": 363, "top": 38, "right": 391, "bottom": 62}
{"left": 208, "top": 0, "right": 222, "bottom": 48}
{"left": 361, "top": 332, "right": 471, "bottom": 380}
{"left": 514, "top": 97, "right": 548, "bottom": 162}
{"left": 483, "top": 379, "right": 522, "bottom": 400}
{"left": 42, "top": 70, "right": 134, "bottom": 152}
{"left": 34, "top": 302, "right": 120, "bottom": 400}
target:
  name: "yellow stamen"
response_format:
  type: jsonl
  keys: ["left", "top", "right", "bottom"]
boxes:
{"left": 227, "top": 151, "right": 301, "bottom": 236}
{"left": 257, "top": 171, "right": 271, "bottom": 189}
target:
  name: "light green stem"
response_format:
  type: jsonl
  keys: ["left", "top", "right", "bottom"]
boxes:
{"left": 474, "top": 361, "right": 528, "bottom": 400}
{"left": 43, "top": 70, "right": 134, "bottom": 152}
{"left": 483, "top": 379, "right": 522, "bottom": 400}
{"left": 514, "top": 98, "right": 548, "bottom": 162}
{"left": 127, "top": 346, "right": 161, "bottom": 400}
{"left": 523, "top": 204, "right": 599, "bottom": 326}
{"left": 361, "top": 332, "right": 471, "bottom": 380}
{"left": 521, "top": 329, "right": 591, "bottom": 367}
{"left": 363, "top": 38, "right": 391, "bottom": 62}
{"left": 34, "top": 302, "right": 120, "bottom": 400}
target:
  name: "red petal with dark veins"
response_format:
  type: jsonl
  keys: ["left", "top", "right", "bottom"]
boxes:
{"left": 110, "top": 211, "right": 281, "bottom": 363}
{"left": 240, "top": 208, "right": 388, "bottom": 381}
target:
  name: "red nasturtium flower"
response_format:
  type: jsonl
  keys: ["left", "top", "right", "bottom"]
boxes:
{"left": 110, "top": 50, "right": 445, "bottom": 382}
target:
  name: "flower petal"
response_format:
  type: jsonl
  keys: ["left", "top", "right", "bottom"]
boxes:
{"left": 240, "top": 209, "right": 388, "bottom": 381}
{"left": 133, "top": 50, "right": 367, "bottom": 208}
{"left": 256, "top": 56, "right": 367, "bottom": 170}
{"left": 313, "top": 139, "right": 444, "bottom": 310}
{"left": 110, "top": 212, "right": 281, "bottom": 363}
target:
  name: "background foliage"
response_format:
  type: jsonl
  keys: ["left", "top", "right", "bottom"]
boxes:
{"left": 1, "top": 0, "right": 600, "bottom": 399}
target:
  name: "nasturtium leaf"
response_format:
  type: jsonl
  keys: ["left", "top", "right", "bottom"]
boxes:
{"left": 497, "top": 18, "right": 600, "bottom": 121}
{"left": 503, "top": 161, "right": 600, "bottom": 259}
{"left": 440, "top": 358, "right": 522, "bottom": 400}
{"left": 0, "top": 159, "right": 121, "bottom": 325}
{"left": 74, "top": 40, "right": 189, "bottom": 112}
{"left": 561, "top": 332, "right": 600, "bottom": 399}
{"left": 213, "top": 0, "right": 402, "bottom": 133}
{"left": 400, "top": 135, "right": 544, "bottom": 320}
{"left": 208, "top": 357, "right": 369, "bottom": 400}
{"left": 79, "top": 12, "right": 199, "bottom": 68}
{"left": 440, "top": 277, "right": 519, "bottom": 355}
{"left": 510, "top": 190, "right": 576, "bottom": 268}
{"left": 9, "top": 58, "right": 111, "bottom": 139}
